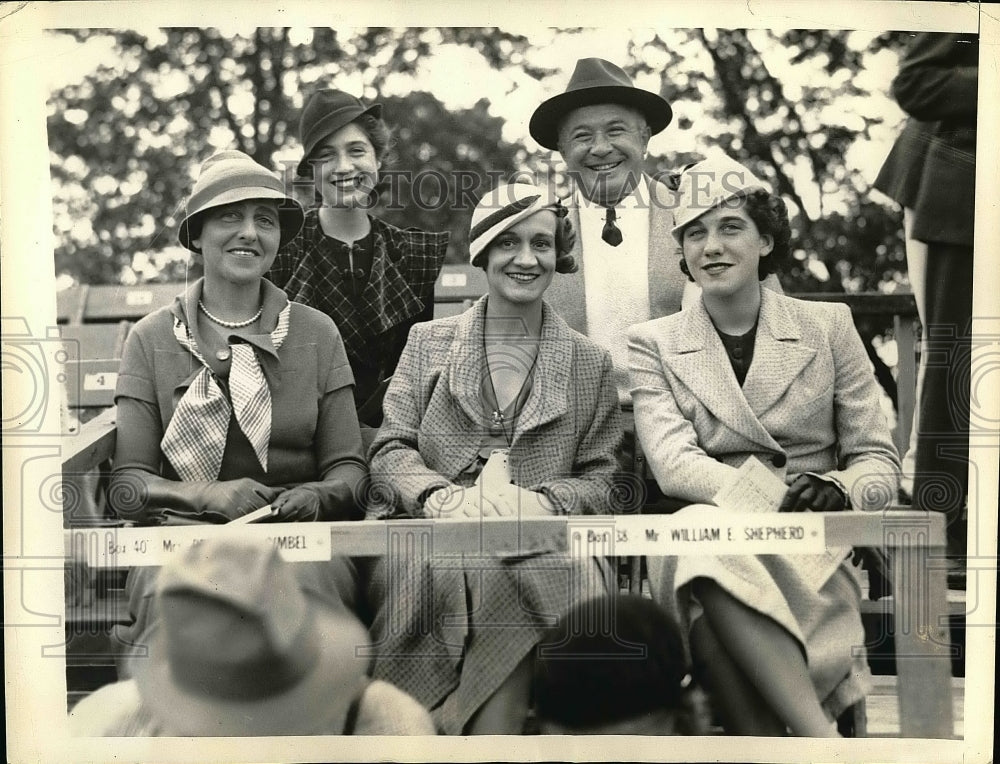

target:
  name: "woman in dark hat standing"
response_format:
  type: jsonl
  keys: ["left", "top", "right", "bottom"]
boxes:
{"left": 109, "top": 150, "right": 367, "bottom": 655}
{"left": 268, "top": 89, "right": 449, "bottom": 427}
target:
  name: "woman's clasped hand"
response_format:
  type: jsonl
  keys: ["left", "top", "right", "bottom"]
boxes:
{"left": 422, "top": 483, "right": 556, "bottom": 518}
{"left": 192, "top": 478, "right": 281, "bottom": 521}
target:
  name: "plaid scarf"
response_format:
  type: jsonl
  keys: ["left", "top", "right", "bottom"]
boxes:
{"left": 160, "top": 304, "right": 290, "bottom": 481}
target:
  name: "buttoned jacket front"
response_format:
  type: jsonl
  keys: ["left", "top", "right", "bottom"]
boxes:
{"left": 628, "top": 289, "right": 900, "bottom": 509}
{"left": 369, "top": 296, "right": 623, "bottom": 516}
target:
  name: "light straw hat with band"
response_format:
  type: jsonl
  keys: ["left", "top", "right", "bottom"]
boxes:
{"left": 468, "top": 181, "right": 562, "bottom": 263}
{"left": 177, "top": 150, "right": 304, "bottom": 252}
{"left": 670, "top": 154, "right": 770, "bottom": 242}
{"left": 133, "top": 538, "right": 370, "bottom": 736}
{"left": 296, "top": 88, "right": 383, "bottom": 177}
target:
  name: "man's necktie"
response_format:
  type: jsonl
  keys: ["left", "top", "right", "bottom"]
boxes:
{"left": 602, "top": 206, "right": 623, "bottom": 247}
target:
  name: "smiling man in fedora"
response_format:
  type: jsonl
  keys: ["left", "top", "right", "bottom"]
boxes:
{"left": 530, "top": 58, "right": 780, "bottom": 471}
{"left": 529, "top": 58, "right": 685, "bottom": 407}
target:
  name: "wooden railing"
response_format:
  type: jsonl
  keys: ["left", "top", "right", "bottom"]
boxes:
{"left": 57, "top": 278, "right": 920, "bottom": 451}
{"left": 62, "top": 511, "right": 955, "bottom": 738}
{"left": 60, "top": 281, "right": 950, "bottom": 737}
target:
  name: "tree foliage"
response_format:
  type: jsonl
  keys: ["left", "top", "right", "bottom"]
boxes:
{"left": 47, "top": 27, "right": 532, "bottom": 282}
{"left": 48, "top": 26, "right": 913, "bottom": 296}
{"left": 621, "top": 29, "right": 913, "bottom": 296}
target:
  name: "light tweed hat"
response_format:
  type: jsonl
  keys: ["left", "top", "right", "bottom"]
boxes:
{"left": 670, "top": 155, "right": 770, "bottom": 242}
{"left": 178, "top": 150, "right": 304, "bottom": 252}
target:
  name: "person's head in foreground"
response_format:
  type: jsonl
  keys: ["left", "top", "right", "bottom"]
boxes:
{"left": 469, "top": 180, "right": 578, "bottom": 311}
{"left": 672, "top": 154, "right": 791, "bottom": 300}
{"left": 533, "top": 594, "right": 708, "bottom": 735}
{"left": 529, "top": 57, "right": 672, "bottom": 206}
{"left": 132, "top": 538, "right": 371, "bottom": 736}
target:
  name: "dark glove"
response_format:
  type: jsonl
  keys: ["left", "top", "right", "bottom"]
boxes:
{"left": 778, "top": 474, "right": 848, "bottom": 513}
{"left": 272, "top": 481, "right": 355, "bottom": 522}
{"left": 194, "top": 478, "right": 282, "bottom": 521}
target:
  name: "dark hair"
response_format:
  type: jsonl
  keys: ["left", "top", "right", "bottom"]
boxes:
{"left": 678, "top": 188, "right": 791, "bottom": 282}
{"left": 181, "top": 214, "right": 205, "bottom": 252}
{"left": 354, "top": 113, "right": 393, "bottom": 164}
{"left": 533, "top": 595, "right": 699, "bottom": 732}
{"left": 471, "top": 203, "right": 578, "bottom": 274}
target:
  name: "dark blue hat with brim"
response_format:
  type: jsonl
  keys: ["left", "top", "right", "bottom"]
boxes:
{"left": 297, "top": 88, "right": 382, "bottom": 176}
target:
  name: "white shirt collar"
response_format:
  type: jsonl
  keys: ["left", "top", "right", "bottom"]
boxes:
{"left": 575, "top": 175, "right": 650, "bottom": 213}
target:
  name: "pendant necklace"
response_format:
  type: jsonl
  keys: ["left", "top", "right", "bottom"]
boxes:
{"left": 485, "top": 342, "right": 539, "bottom": 447}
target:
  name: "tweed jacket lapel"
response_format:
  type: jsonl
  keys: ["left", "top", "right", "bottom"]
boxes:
{"left": 667, "top": 299, "right": 777, "bottom": 450}
{"left": 741, "top": 288, "right": 817, "bottom": 417}
{"left": 510, "top": 301, "right": 572, "bottom": 441}
{"left": 445, "top": 297, "right": 490, "bottom": 428}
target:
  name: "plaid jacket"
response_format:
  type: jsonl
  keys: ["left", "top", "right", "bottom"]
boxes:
{"left": 268, "top": 212, "right": 448, "bottom": 403}
{"left": 368, "top": 296, "right": 624, "bottom": 516}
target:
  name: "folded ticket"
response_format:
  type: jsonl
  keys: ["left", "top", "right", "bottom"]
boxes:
{"left": 227, "top": 505, "right": 276, "bottom": 524}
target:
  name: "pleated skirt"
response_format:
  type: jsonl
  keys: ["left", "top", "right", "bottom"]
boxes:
{"left": 365, "top": 551, "right": 612, "bottom": 734}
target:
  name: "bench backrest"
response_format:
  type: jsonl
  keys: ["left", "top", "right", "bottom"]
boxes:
{"left": 58, "top": 277, "right": 918, "bottom": 450}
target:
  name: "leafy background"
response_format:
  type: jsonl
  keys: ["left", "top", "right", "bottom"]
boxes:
{"left": 45, "top": 27, "right": 924, "bottom": 405}
{"left": 46, "top": 27, "right": 916, "bottom": 287}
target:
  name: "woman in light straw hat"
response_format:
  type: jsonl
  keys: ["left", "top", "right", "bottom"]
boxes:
{"left": 365, "top": 180, "right": 624, "bottom": 734}
{"left": 628, "top": 155, "right": 900, "bottom": 736}
{"left": 268, "top": 88, "right": 448, "bottom": 428}
{"left": 109, "top": 150, "right": 368, "bottom": 653}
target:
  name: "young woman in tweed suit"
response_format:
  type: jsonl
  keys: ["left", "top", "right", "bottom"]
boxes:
{"left": 366, "top": 181, "right": 624, "bottom": 734}
{"left": 629, "top": 156, "right": 900, "bottom": 736}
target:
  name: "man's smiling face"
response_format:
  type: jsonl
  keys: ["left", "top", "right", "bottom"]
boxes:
{"left": 557, "top": 103, "right": 651, "bottom": 206}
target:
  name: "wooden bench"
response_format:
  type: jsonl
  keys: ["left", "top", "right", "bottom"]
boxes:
{"left": 60, "top": 283, "right": 951, "bottom": 733}
{"left": 797, "top": 292, "right": 919, "bottom": 455}
{"left": 60, "top": 439, "right": 960, "bottom": 736}
{"left": 432, "top": 264, "right": 489, "bottom": 319}
{"left": 56, "top": 266, "right": 486, "bottom": 411}
{"left": 61, "top": 510, "right": 956, "bottom": 738}
{"left": 57, "top": 279, "right": 916, "bottom": 445}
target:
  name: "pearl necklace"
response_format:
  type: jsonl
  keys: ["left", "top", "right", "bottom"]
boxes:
{"left": 198, "top": 299, "right": 263, "bottom": 328}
